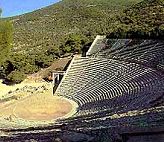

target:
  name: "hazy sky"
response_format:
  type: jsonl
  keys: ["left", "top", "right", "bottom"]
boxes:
{"left": 0, "top": 0, "right": 60, "bottom": 17}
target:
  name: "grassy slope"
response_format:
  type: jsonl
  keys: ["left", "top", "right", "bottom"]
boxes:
{"left": 10, "top": 0, "right": 142, "bottom": 53}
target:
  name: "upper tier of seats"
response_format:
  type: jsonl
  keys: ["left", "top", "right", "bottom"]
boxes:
{"left": 86, "top": 36, "right": 164, "bottom": 70}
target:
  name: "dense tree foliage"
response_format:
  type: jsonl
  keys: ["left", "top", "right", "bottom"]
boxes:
{"left": 0, "top": 9, "right": 13, "bottom": 82}
{"left": 0, "top": 21, "right": 13, "bottom": 66}
{"left": 107, "top": 0, "right": 164, "bottom": 38}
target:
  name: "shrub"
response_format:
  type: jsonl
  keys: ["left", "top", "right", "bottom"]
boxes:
{"left": 7, "top": 70, "right": 27, "bottom": 84}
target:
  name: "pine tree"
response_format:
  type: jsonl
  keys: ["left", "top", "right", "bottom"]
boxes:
{"left": 0, "top": 9, "right": 13, "bottom": 66}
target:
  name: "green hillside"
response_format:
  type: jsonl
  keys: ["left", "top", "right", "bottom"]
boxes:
{"left": 107, "top": 0, "right": 164, "bottom": 38}
{"left": 1, "top": 0, "right": 163, "bottom": 83}
{"left": 11, "top": 0, "right": 142, "bottom": 53}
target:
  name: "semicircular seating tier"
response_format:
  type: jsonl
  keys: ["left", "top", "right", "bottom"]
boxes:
{"left": 86, "top": 37, "right": 164, "bottom": 70}
{"left": 55, "top": 57, "right": 164, "bottom": 115}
